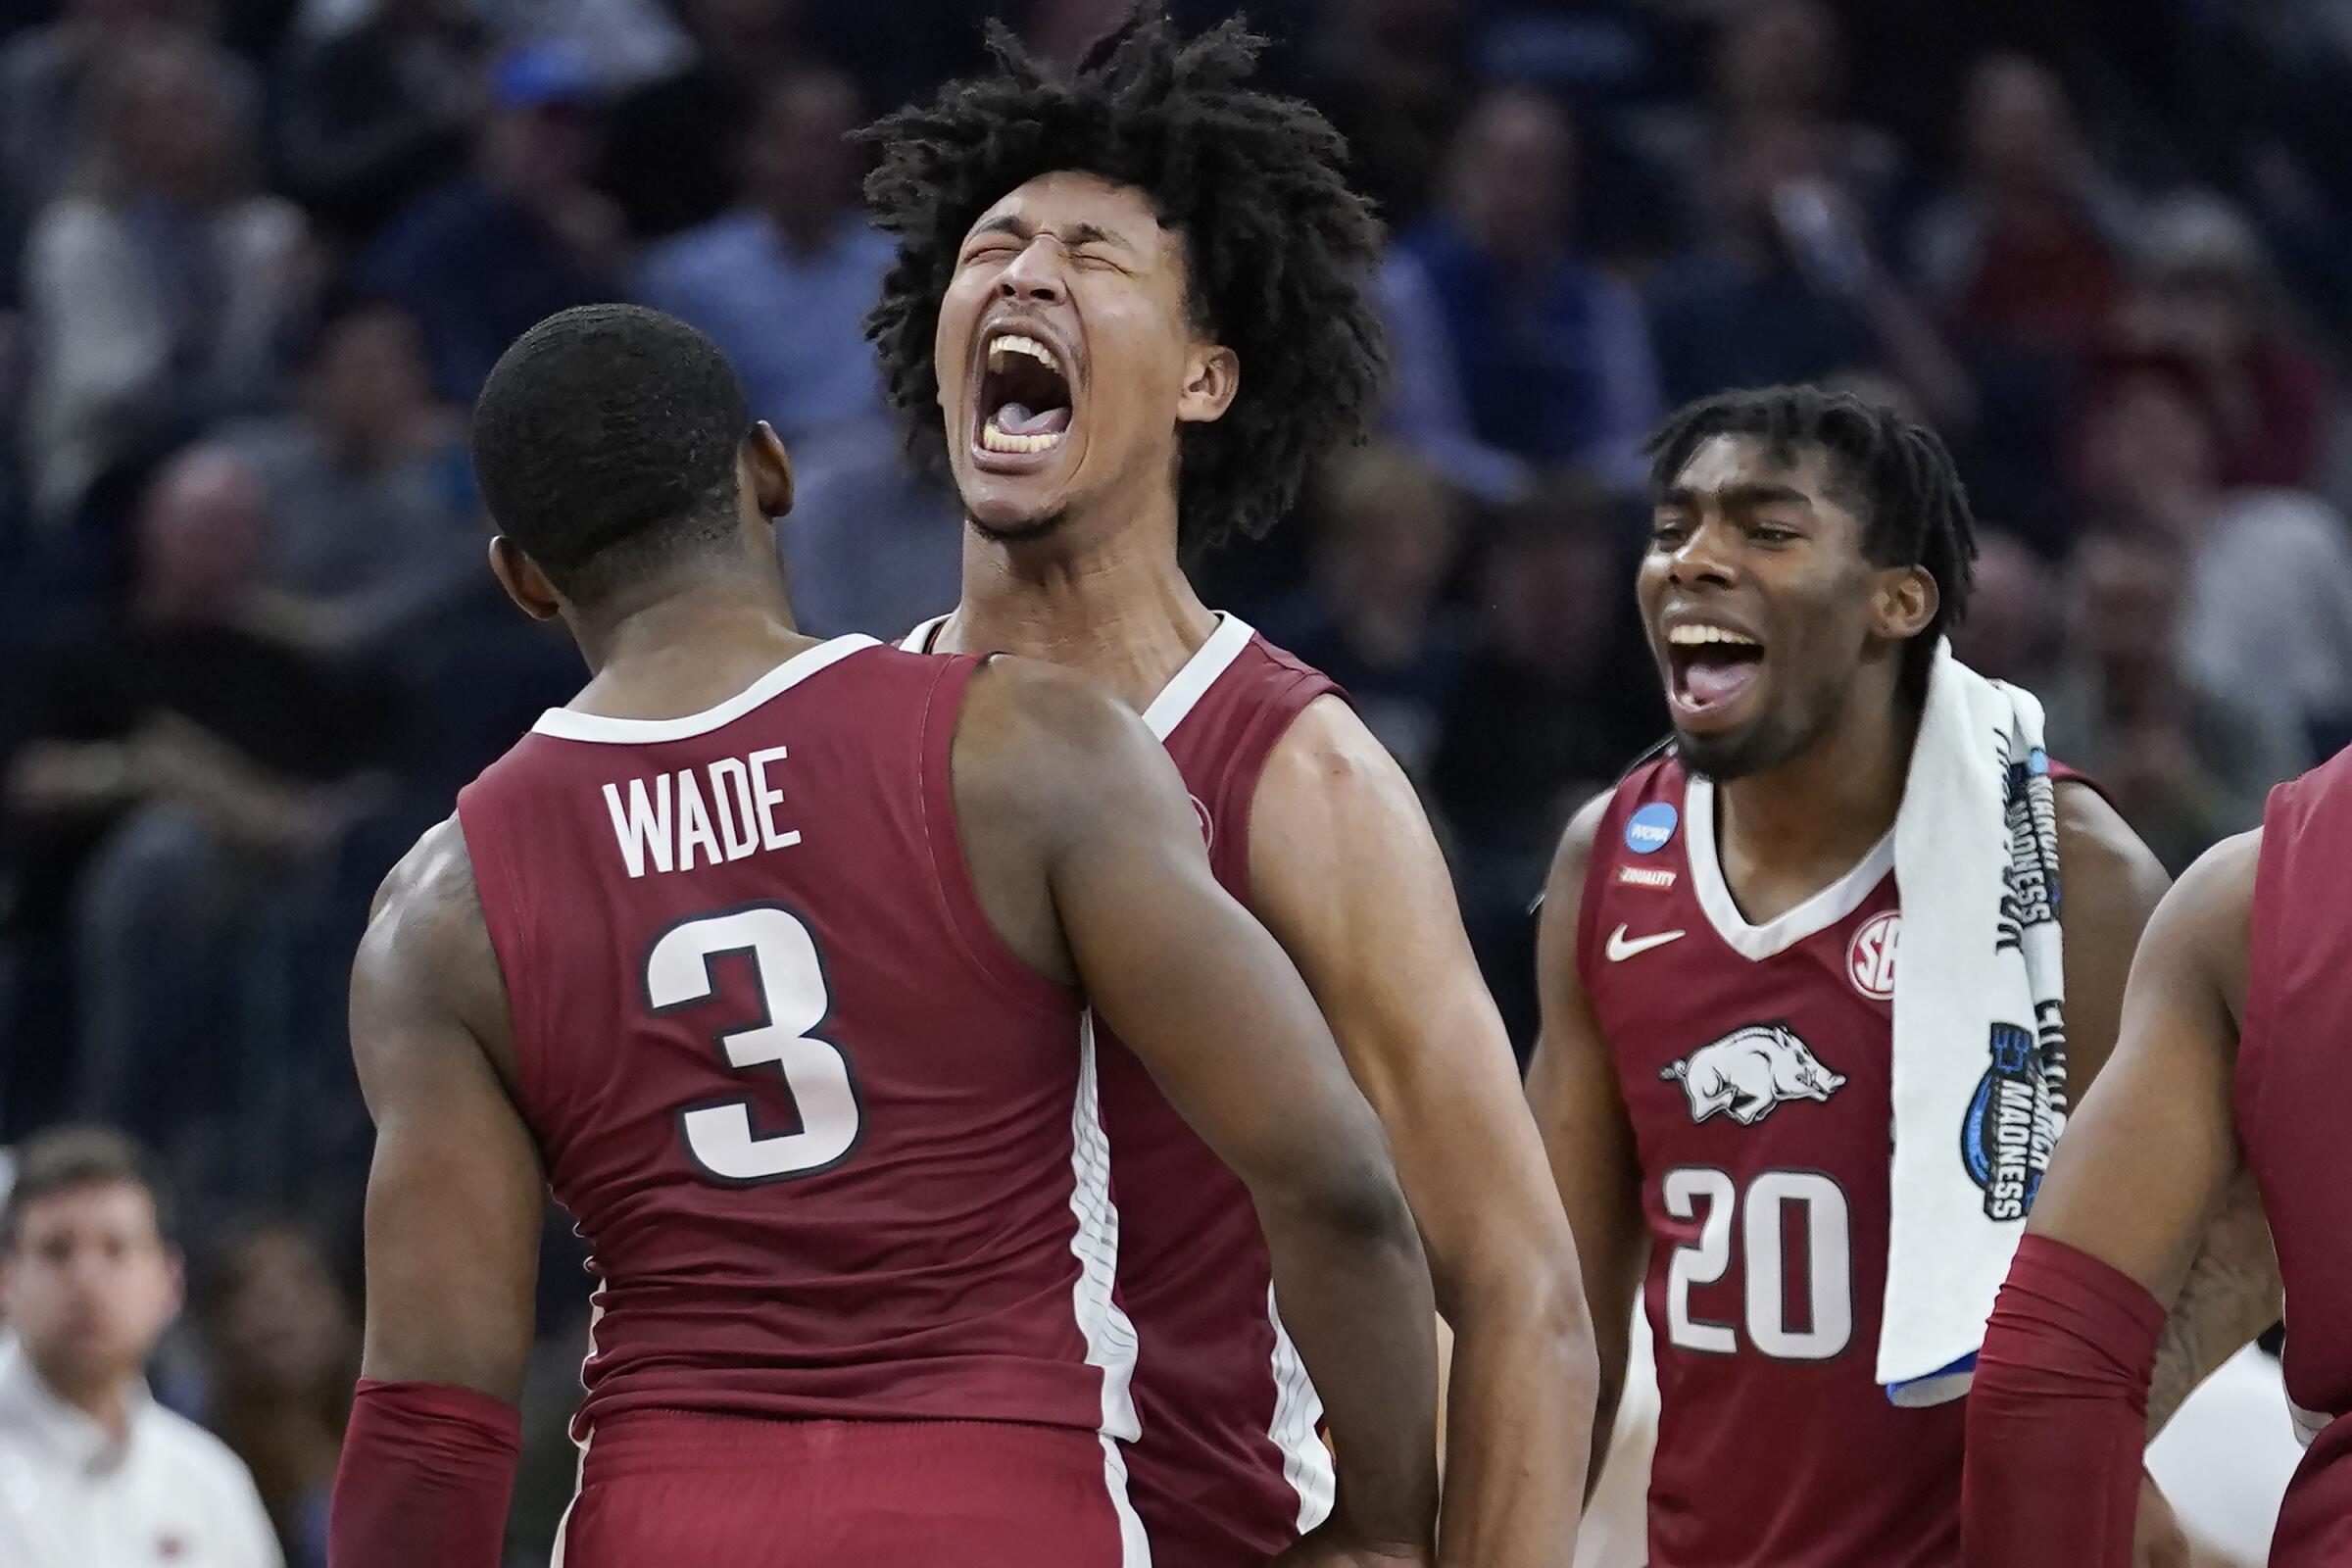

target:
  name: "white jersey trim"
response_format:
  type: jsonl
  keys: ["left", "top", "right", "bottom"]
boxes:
{"left": 1684, "top": 774, "right": 1894, "bottom": 961}
{"left": 900, "top": 612, "right": 1255, "bottom": 746}
{"left": 1267, "top": 1284, "right": 1335, "bottom": 1533}
{"left": 1070, "top": 1012, "right": 1152, "bottom": 1565}
{"left": 1140, "top": 613, "right": 1255, "bottom": 741}
{"left": 530, "top": 635, "right": 879, "bottom": 744}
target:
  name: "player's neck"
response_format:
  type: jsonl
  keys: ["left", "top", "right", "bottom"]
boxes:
{"left": 1715, "top": 698, "right": 1917, "bottom": 904}
{"left": 944, "top": 493, "right": 1217, "bottom": 714}
{"left": 571, "top": 573, "right": 815, "bottom": 721}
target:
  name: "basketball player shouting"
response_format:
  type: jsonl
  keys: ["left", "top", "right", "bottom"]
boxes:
{"left": 1526, "top": 385, "right": 2280, "bottom": 1566}
{"left": 324, "top": 307, "right": 1441, "bottom": 1568}
{"left": 862, "top": 13, "right": 1592, "bottom": 1568}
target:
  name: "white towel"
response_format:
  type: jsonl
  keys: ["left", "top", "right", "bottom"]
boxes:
{"left": 1879, "top": 639, "right": 2070, "bottom": 1405}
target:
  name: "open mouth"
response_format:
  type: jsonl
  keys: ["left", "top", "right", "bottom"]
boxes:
{"left": 974, "top": 331, "right": 1073, "bottom": 460}
{"left": 1666, "top": 622, "right": 1766, "bottom": 722}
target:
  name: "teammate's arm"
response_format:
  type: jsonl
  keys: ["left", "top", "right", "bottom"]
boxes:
{"left": 1961, "top": 833, "right": 2259, "bottom": 1568}
{"left": 954, "top": 662, "right": 1439, "bottom": 1565}
{"left": 327, "top": 819, "right": 544, "bottom": 1568}
{"left": 2054, "top": 785, "right": 2282, "bottom": 1434}
{"left": 1523, "top": 793, "right": 1646, "bottom": 1500}
{"left": 1250, "top": 698, "right": 1597, "bottom": 1568}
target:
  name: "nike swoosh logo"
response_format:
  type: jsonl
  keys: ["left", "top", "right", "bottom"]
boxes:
{"left": 1606, "top": 924, "right": 1687, "bottom": 961}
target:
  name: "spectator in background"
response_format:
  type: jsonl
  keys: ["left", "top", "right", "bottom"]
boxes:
{"left": 0, "top": 1125, "right": 282, "bottom": 1568}
{"left": 634, "top": 68, "right": 891, "bottom": 444}
{"left": 21, "top": 29, "right": 310, "bottom": 525}
{"left": 195, "top": 1225, "right": 357, "bottom": 1568}
{"left": 1430, "top": 476, "right": 1658, "bottom": 1048}
{"left": 1948, "top": 527, "right": 2061, "bottom": 688}
{"left": 2120, "top": 192, "right": 2335, "bottom": 492}
{"left": 360, "top": 43, "right": 619, "bottom": 403}
{"left": 1391, "top": 86, "right": 1661, "bottom": 490}
{"left": 0, "top": 0, "right": 233, "bottom": 249}
{"left": 1265, "top": 446, "right": 1468, "bottom": 778}
{"left": 274, "top": 0, "right": 491, "bottom": 244}
{"left": 1642, "top": 0, "right": 1901, "bottom": 242}
{"left": 219, "top": 297, "right": 478, "bottom": 663}
{"left": 1297, "top": 0, "right": 1470, "bottom": 223}
{"left": 1911, "top": 54, "right": 2128, "bottom": 357}
{"left": 4, "top": 451, "right": 401, "bottom": 1159}
{"left": 2075, "top": 357, "right": 2352, "bottom": 761}
{"left": 2039, "top": 527, "right": 2305, "bottom": 873}
{"left": 1646, "top": 114, "right": 1974, "bottom": 426}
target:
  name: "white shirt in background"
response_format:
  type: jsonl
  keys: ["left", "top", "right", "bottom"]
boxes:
{"left": 0, "top": 1338, "right": 282, "bottom": 1568}
{"left": 2146, "top": 1343, "right": 2307, "bottom": 1567}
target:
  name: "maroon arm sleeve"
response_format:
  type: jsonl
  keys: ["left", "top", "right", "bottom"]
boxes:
{"left": 1961, "top": 1235, "right": 2168, "bottom": 1568}
{"left": 328, "top": 1379, "right": 522, "bottom": 1568}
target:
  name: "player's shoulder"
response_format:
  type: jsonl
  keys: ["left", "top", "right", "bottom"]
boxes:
{"left": 1259, "top": 691, "right": 1402, "bottom": 803}
{"left": 366, "top": 815, "right": 485, "bottom": 958}
{"left": 952, "top": 656, "right": 1178, "bottom": 841}
{"left": 2174, "top": 827, "right": 2262, "bottom": 927}
{"left": 354, "top": 815, "right": 510, "bottom": 1060}
{"left": 2052, "top": 776, "right": 2171, "bottom": 933}
{"left": 957, "top": 654, "right": 1155, "bottom": 764}
{"left": 1542, "top": 752, "right": 1677, "bottom": 911}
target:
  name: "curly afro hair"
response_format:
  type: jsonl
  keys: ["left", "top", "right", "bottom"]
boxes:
{"left": 859, "top": 7, "right": 1388, "bottom": 551}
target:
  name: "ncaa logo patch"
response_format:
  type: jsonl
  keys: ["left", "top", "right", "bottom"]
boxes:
{"left": 1625, "top": 802, "right": 1678, "bottom": 855}
{"left": 1962, "top": 1023, "right": 2058, "bottom": 1221}
{"left": 1847, "top": 911, "right": 1898, "bottom": 1001}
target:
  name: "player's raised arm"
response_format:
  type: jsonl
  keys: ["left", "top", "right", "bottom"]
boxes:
{"left": 1249, "top": 697, "right": 1597, "bottom": 1567}
{"left": 327, "top": 819, "right": 545, "bottom": 1568}
{"left": 1523, "top": 793, "right": 1646, "bottom": 1498}
{"left": 952, "top": 660, "right": 1439, "bottom": 1566}
{"left": 1961, "top": 832, "right": 2258, "bottom": 1568}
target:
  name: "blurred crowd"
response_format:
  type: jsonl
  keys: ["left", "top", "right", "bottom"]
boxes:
{"left": 2, "top": 0, "right": 2350, "bottom": 1561}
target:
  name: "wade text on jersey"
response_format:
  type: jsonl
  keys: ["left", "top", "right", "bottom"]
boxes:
{"left": 601, "top": 746, "right": 802, "bottom": 878}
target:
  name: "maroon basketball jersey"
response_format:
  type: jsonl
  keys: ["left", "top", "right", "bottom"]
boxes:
{"left": 907, "top": 612, "right": 1342, "bottom": 1567}
{"left": 455, "top": 635, "right": 1147, "bottom": 1550}
{"left": 2238, "top": 744, "right": 2352, "bottom": 1566}
{"left": 1581, "top": 755, "right": 1964, "bottom": 1568}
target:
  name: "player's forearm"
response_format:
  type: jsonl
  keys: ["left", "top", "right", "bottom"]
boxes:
{"left": 1434, "top": 1264, "right": 1596, "bottom": 1568}
{"left": 1259, "top": 1184, "right": 1442, "bottom": 1555}
{"left": 2145, "top": 1175, "right": 2280, "bottom": 1436}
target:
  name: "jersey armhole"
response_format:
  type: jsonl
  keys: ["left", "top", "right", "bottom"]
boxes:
{"left": 918, "top": 655, "right": 1082, "bottom": 1011}
{"left": 1572, "top": 776, "right": 1642, "bottom": 993}
{"left": 2235, "top": 782, "right": 2298, "bottom": 1131}
{"left": 454, "top": 786, "right": 543, "bottom": 1103}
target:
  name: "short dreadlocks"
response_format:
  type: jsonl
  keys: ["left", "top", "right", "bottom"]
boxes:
{"left": 859, "top": 8, "right": 1387, "bottom": 551}
{"left": 1645, "top": 384, "right": 1979, "bottom": 705}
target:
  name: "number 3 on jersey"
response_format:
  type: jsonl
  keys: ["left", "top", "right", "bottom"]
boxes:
{"left": 648, "top": 906, "right": 862, "bottom": 1183}
{"left": 1663, "top": 1166, "right": 1852, "bottom": 1359}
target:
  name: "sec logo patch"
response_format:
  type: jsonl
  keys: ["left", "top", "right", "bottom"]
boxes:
{"left": 1847, "top": 910, "right": 1899, "bottom": 1001}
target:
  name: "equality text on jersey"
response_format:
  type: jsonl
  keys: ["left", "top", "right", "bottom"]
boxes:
{"left": 600, "top": 746, "right": 802, "bottom": 878}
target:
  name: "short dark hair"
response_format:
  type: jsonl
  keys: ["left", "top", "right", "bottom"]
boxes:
{"left": 1644, "top": 384, "right": 1979, "bottom": 703}
{"left": 2, "top": 1125, "right": 174, "bottom": 1252}
{"left": 859, "top": 7, "right": 1388, "bottom": 551}
{"left": 471, "top": 304, "right": 752, "bottom": 604}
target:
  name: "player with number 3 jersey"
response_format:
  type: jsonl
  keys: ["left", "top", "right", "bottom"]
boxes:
{"left": 323, "top": 307, "right": 1439, "bottom": 1568}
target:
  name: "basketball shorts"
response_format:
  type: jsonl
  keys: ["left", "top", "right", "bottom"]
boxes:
{"left": 555, "top": 1412, "right": 1134, "bottom": 1567}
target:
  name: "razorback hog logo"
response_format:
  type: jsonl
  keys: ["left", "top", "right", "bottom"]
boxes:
{"left": 1662, "top": 1023, "right": 1845, "bottom": 1125}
